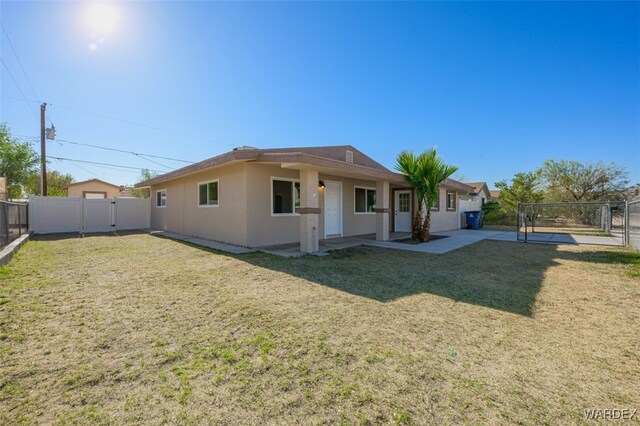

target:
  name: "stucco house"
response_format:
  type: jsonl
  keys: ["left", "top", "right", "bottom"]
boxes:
{"left": 64, "top": 179, "right": 124, "bottom": 199}
{"left": 462, "top": 182, "right": 491, "bottom": 207}
{"left": 135, "top": 146, "right": 474, "bottom": 253}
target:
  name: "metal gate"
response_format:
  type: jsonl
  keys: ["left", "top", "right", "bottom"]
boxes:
{"left": 517, "top": 201, "right": 627, "bottom": 246}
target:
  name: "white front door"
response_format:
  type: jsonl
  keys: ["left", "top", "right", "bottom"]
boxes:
{"left": 394, "top": 190, "right": 412, "bottom": 232}
{"left": 324, "top": 181, "right": 342, "bottom": 237}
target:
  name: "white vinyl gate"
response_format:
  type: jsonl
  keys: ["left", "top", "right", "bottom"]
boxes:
{"left": 29, "top": 196, "right": 150, "bottom": 234}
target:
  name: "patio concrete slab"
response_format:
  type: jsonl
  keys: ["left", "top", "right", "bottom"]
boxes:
{"left": 364, "top": 229, "right": 510, "bottom": 254}
{"left": 150, "top": 231, "right": 256, "bottom": 254}
{"left": 258, "top": 232, "right": 411, "bottom": 257}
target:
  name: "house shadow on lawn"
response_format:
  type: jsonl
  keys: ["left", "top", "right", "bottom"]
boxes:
{"left": 241, "top": 241, "right": 561, "bottom": 317}
{"left": 156, "top": 234, "right": 570, "bottom": 317}
{"left": 153, "top": 234, "right": 637, "bottom": 317}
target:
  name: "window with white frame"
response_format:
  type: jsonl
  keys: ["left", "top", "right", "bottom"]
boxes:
{"left": 446, "top": 190, "right": 456, "bottom": 211}
{"left": 198, "top": 180, "right": 219, "bottom": 206}
{"left": 354, "top": 187, "right": 376, "bottom": 213}
{"left": 156, "top": 189, "right": 167, "bottom": 207}
{"left": 272, "top": 179, "right": 300, "bottom": 214}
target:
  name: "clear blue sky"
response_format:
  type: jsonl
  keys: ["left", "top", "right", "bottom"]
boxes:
{"left": 2, "top": 1, "right": 639, "bottom": 188}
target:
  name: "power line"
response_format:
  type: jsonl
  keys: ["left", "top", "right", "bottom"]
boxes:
{"left": 0, "top": 57, "right": 38, "bottom": 120}
{"left": 48, "top": 103, "right": 236, "bottom": 147}
{"left": 48, "top": 156, "right": 166, "bottom": 173}
{"left": 1, "top": 96, "right": 234, "bottom": 148}
{"left": 55, "top": 138, "right": 172, "bottom": 170}
{"left": 1, "top": 22, "right": 40, "bottom": 102}
{"left": 64, "top": 159, "right": 103, "bottom": 180}
{"left": 54, "top": 138, "right": 194, "bottom": 163}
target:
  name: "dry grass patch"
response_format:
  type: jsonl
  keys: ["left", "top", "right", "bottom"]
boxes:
{"left": 0, "top": 233, "right": 638, "bottom": 425}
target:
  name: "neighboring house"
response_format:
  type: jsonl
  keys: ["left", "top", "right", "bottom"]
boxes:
{"left": 463, "top": 182, "right": 491, "bottom": 207}
{"left": 135, "top": 145, "right": 473, "bottom": 253}
{"left": 0, "top": 176, "right": 7, "bottom": 201}
{"left": 64, "top": 179, "right": 124, "bottom": 199}
{"left": 489, "top": 190, "right": 501, "bottom": 201}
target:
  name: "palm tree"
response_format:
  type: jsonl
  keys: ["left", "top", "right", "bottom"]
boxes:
{"left": 395, "top": 148, "right": 458, "bottom": 242}
{"left": 395, "top": 150, "right": 426, "bottom": 240}
{"left": 419, "top": 148, "right": 458, "bottom": 241}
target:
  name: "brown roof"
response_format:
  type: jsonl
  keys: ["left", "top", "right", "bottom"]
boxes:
{"left": 489, "top": 190, "right": 501, "bottom": 199}
{"left": 134, "top": 145, "right": 474, "bottom": 194}
{"left": 135, "top": 145, "right": 407, "bottom": 187}
{"left": 63, "top": 178, "right": 121, "bottom": 190}
{"left": 463, "top": 181, "right": 490, "bottom": 196}
{"left": 443, "top": 179, "right": 475, "bottom": 193}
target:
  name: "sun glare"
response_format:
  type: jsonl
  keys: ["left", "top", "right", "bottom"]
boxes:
{"left": 86, "top": 3, "right": 119, "bottom": 35}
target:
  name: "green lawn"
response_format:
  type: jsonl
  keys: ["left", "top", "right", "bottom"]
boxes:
{"left": 1, "top": 233, "right": 639, "bottom": 425}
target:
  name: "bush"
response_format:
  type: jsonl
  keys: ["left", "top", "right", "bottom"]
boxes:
{"left": 482, "top": 201, "right": 517, "bottom": 226}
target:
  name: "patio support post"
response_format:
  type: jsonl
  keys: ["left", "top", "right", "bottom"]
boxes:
{"left": 375, "top": 181, "right": 390, "bottom": 241}
{"left": 299, "top": 169, "right": 320, "bottom": 253}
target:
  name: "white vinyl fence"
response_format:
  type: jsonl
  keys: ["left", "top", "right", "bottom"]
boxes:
{"left": 29, "top": 196, "right": 150, "bottom": 234}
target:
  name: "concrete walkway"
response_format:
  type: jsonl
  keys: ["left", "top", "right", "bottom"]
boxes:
{"left": 150, "top": 231, "right": 256, "bottom": 254}
{"left": 259, "top": 230, "right": 517, "bottom": 257}
{"left": 365, "top": 229, "right": 515, "bottom": 254}
{"left": 150, "top": 229, "right": 522, "bottom": 257}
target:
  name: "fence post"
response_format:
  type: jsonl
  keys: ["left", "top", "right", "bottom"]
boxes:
{"left": 625, "top": 201, "right": 629, "bottom": 247}
{"left": 17, "top": 204, "right": 21, "bottom": 237}
{"left": 516, "top": 203, "right": 520, "bottom": 241}
{"left": 2, "top": 203, "right": 8, "bottom": 246}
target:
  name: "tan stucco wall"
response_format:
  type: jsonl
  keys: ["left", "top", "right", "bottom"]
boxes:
{"left": 245, "top": 164, "right": 300, "bottom": 247}
{"left": 66, "top": 181, "right": 121, "bottom": 198}
{"left": 149, "top": 162, "right": 384, "bottom": 247}
{"left": 318, "top": 174, "right": 377, "bottom": 239}
{"left": 150, "top": 163, "right": 248, "bottom": 246}
{"left": 244, "top": 164, "right": 380, "bottom": 247}
{"left": 398, "top": 186, "right": 464, "bottom": 233}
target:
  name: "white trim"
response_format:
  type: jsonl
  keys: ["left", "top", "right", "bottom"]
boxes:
{"left": 353, "top": 185, "right": 376, "bottom": 215}
{"left": 197, "top": 179, "right": 220, "bottom": 208}
{"left": 270, "top": 176, "right": 300, "bottom": 217}
{"left": 155, "top": 189, "right": 167, "bottom": 208}
{"left": 394, "top": 189, "right": 412, "bottom": 232}
{"left": 323, "top": 180, "right": 343, "bottom": 238}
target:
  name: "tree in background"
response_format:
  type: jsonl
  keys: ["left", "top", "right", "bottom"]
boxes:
{"left": 396, "top": 148, "right": 458, "bottom": 241}
{"left": 25, "top": 171, "right": 74, "bottom": 196}
{"left": 0, "top": 124, "right": 39, "bottom": 198}
{"left": 129, "top": 168, "right": 158, "bottom": 198}
{"left": 495, "top": 171, "right": 545, "bottom": 212}
{"left": 540, "top": 159, "right": 628, "bottom": 202}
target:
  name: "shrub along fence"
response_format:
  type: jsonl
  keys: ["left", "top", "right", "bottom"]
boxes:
{"left": 0, "top": 200, "right": 28, "bottom": 250}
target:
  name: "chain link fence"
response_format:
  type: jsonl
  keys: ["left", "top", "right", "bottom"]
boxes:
{"left": 628, "top": 200, "right": 640, "bottom": 252}
{"left": 517, "top": 202, "right": 626, "bottom": 246}
{"left": 0, "top": 201, "right": 29, "bottom": 250}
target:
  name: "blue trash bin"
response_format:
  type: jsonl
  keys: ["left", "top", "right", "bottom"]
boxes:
{"left": 464, "top": 211, "right": 481, "bottom": 229}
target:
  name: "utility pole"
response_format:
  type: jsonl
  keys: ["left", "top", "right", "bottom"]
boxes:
{"left": 40, "top": 102, "right": 47, "bottom": 196}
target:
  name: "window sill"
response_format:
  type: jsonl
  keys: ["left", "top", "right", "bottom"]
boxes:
{"left": 198, "top": 204, "right": 219, "bottom": 208}
{"left": 354, "top": 212, "right": 376, "bottom": 215}
{"left": 271, "top": 213, "right": 300, "bottom": 217}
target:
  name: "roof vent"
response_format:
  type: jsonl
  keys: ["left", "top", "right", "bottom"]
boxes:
{"left": 233, "top": 145, "right": 258, "bottom": 151}
{"left": 345, "top": 150, "right": 354, "bottom": 164}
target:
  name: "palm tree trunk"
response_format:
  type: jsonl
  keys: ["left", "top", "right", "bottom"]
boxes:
{"left": 413, "top": 206, "right": 423, "bottom": 241}
{"left": 421, "top": 209, "right": 431, "bottom": 242}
